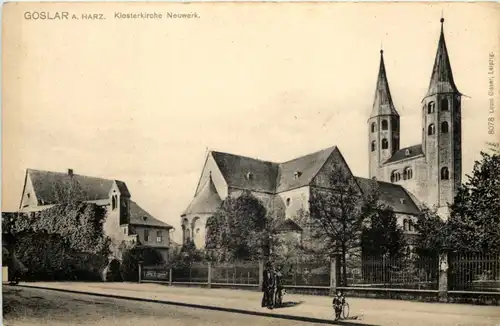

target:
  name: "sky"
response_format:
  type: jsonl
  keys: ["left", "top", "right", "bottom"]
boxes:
{"left": 2, "top": 2, "right": 499, "bottom": 242}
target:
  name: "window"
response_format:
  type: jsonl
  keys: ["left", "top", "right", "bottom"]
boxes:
{"left": 112, "top": 195, "right": 117, "bottom": 210}
{"left": 294, "top": 171, "right": 302, "bottom": 179}
{"left": 441, "top": 167, "right": 450, "bottom": 180}
{"left": 403, "top": 219, "right": 409, "bottom": 231}
{"left": 123, "top": 228, "right": 127, "bottom": 235}
{"left": 381, "top": 138, "right": 388, "bottom": 149}
{"left": 392, "top": 119, "right": 398, "bottom": 131}
{"left": 441, "top": 121, "right": 449, "bottom": 133}
{"left": 156, "top": 231, "right": 163, "bottom": 243}
{"left": 246, "top": 172, "right": 253, "bottom": 180}
{"left": 144, "top": 229, "right": 150, "bottom": 242}
{"left": 441, "top": 98, "right": 449, "bottom": 111}
{"left": 427, "top": 101, "right": 435, "bottom": 114}
{"left": 286, "top": 198, "right": 291, "bottom": 206}
{"left": 428, "top": 124, "right": 436, "bottom": 135}
{"left": 371, "top": 141, "right": 376, "bottom": 152}
{"left": 371, "top": 123, "right": 376, "bottom": 133}
{"left": 409, "top": 222, "right": 415, "bottom": 232}
{"left": 390, "top": 171, "right": 401, "bottom": 182}
{"left": 381, "top": 120, "right": 388, "bottom": 130}
{"left": 403, "top": 167, "right": 413, "bottom": 180}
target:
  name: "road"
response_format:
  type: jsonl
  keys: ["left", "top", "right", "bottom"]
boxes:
{"left": 3, "top": 286, "right": 328, "bottom": 326}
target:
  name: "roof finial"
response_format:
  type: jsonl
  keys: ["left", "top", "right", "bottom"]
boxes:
{"left": 440, "top": 10, "right": 444, "bottom": 24}
{"left": 380, "top": 40, "right": 383, "bottom": 54}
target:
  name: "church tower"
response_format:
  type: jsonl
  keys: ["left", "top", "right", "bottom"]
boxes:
{"left": 368, "top": 50, "right": 400, "bottom": 180}
{"left": 421, "top": 18, "right": 462, "bottom": 215}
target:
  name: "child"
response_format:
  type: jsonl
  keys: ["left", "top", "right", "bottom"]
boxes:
{"left": 332, "top": 290, "right": 345, "bottom": 316}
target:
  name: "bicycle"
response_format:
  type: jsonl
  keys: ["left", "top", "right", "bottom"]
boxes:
{"left": 333, "top": 299, "right": 350, "bottom": 321}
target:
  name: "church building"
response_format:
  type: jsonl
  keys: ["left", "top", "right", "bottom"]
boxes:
{"left": 181, "top": 18, "right": 463, "bottom": 249}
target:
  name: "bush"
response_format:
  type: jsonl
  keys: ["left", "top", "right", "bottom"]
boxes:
{"left": 120, "top": 246, "right": 164, "bottom": 282}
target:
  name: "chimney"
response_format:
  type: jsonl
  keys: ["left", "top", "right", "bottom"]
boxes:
{"left": 68, "top": 169, "right": 74, "bottom": 176}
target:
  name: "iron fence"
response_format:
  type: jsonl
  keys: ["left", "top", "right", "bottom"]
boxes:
{"left": 282, "top": 261, "right": 330, "bottom": 287}
{"left": 449, "top": 252, "right": 500, "bottom": 292}
{"left": 171, "top": 262, "right": 209, "bottom": 283}
{"left": 211, "top": 262, "right": 260, "bottom": 285}
{"left": 347, "top": 255, "right": 438, "bottom": 290}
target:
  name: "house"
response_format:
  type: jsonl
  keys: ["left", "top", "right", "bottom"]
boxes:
{"left": 18, "top": 168, "right": 173, "bottom": 262}
{"left": 181, "top": 19, "right": 462, "bottom": 250}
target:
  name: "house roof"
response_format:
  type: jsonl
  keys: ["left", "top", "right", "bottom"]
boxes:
{"left": 211, "top": 151, "right": 279, "bottom": 193}
{"left": 182, "top": 175, "right": 222, "bottom": 216}
{"left": 384, "top": 144, "right": 424, "bottom": 164}
{"left": 129, "top": 200, "right": 173, "bottom": 229}
{"left": 355, "top": 177, "right": 421, "bottom": 215}
{"left": 275, "top": 146, "right": 337, "bottom": 192}
{"left": 210, "top": 146, "right": 338, "bottom": 194}
{"left": 275, "top": 218, "right": 303, "bottom": 233}
{"left": 26, "top": 169, "right": 130, "bottom": 204}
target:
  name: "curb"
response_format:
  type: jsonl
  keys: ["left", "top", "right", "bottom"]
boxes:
{"left": 15, "top": 284, "right": 374, "bottom": 326}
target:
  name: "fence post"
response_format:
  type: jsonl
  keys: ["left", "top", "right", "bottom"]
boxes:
{"left": 258, "top": 260, "right": 264, "bottom": 291}
{"left": 438, "top": 251, "right": 449, "bottom": 302}
{"left": 169, "top": 267, "right": 172, "bottom": 286}
{"left": 330, "top": 256, "right": 338, "bottom": 296}
{"left": 138, "top": 262, "right": 142, "bottom": 284}
{"left": 208, "top": 262, "right": 212, "bottom": 288}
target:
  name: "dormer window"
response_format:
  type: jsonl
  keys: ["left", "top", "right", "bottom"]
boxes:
{"left": 246, "top": 172, "right": 253, "bottom": 180}
{"left": 400, "top": 198, "right": 405, "bottom": 204}
{"left": 143, "top": 216, "right": 147, "bottom": 221}
{"left": 405, "top": 149, "right": 410, "bottom": 156}
{"left": 294, "top": 171, "right": 302, "bottom": 180}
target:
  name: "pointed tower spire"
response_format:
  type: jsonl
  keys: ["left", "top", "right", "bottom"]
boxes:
{"left": 371, "top": 49, "right": 399, "bottom": 117}
{"left": 426, "top": 18, "right": 461, "bottom": 97}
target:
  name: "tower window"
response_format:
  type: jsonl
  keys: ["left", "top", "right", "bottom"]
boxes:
{"left": 441, "top": 98, "right": 449, "bottom": 111}
{"left": 441, "top": 167, "right": 450, "bottom": 180}
{"left": 428, "top": 124, "right": 436, "bottom": 135}
{"left": 381, "top": 120, "right": 388, "bottom": 130}
{"left": 403, "top": 167, "right": 413, "bottom": 180}
{"left": 390, "top": 170, "right": 401, "bottom": 182}
{"left": 286, "top": 198, "right": 291, "bottom": 206}
{"left": 371, "top": 141, "right": 376, "bottom": 152}
{"left": 427, "top": 101, "right": 435, "bottom": 114}
{"left": 441, "top": 121, "right": 449, "bottom": 133}
{"left": 381, "top": 138, "right": 388, "bottom": 149}
{"left": 371, "top": 123, "right": 376, "bottom": 133}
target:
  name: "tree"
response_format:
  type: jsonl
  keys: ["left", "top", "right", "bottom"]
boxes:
{"left": 308, "top": 165, "right": 378, "bottom": 286}
{"left": 362, "top": 205, "right": 407, "bottom": 259}
{"left": 206, "top": 192, "right": 268, "bottom": 262}
{"left": 120, "top": 246, "right": 164, "bottom": 282}
{"left": 413, "top": 206, "right": 447, "bottom": 257}
{"left": 448, "top": 152, "right": 500, "bottom": 253}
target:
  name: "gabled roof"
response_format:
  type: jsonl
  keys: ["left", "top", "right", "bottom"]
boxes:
{"left": 370, "top": 50, "right": 399, "bottom": 117}
{"left": 182, "top": 175, "right": 222, "bottom": 216}
{"left": 211, "top": 151, "right": 279, "bottom": 193}
{"left": 425, "top": 19, "right": 461, "bottom": 98}
{"left": 384, "top": 144, "right": 424, "bottom": 164}
{"left": 275, "top": 218, "right": 303, "bottom": 233}
{"left": 210, "top": 146, "right": 338, "bottom": 194}
{"left": 276, "top": 146, "right": 337, "bottom": 193}
{"left": 355, "top": 177, "right": 421, "bottom": 215}
{"left": 129, "top": 200, "right": 172, "bottom": 229}
{"left": 26, "top": 169, "right": 130, "bottom": 204}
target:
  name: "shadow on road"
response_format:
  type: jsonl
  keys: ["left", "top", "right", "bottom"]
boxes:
{"left": 277, "top": 301, "right": 304, "bottom": 308}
